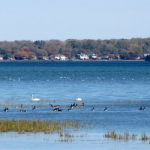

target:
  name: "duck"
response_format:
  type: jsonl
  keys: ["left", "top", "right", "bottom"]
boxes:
{"left": 104, "top": 107, "right": 108, "bottom": 111}
{"left": 50, "top": 104, "right": 60, "bottom": 108}
{"left": 4, "top": 107, "right": 9, "bottom": 112}
{"left": 32, "top": 106, "right": 36, "bottom": 110}
{"left": 91, "top": 107, "right": 95, "bottom": 111}
{"left": 53, "top": 107, "right": 63, "bottom": 111}
{"left": 143, "top": 107, "right": 146, "bottom": 110}
{"left": 20, "top": 109, "right": 27, "bottom": 112}
{"left": 31, "top": 94, "right": 40, "bottom": 102}
{"left": 81, "top": 103, "right": 85, "bottom": 107}
{"left": 68, "top": 108, "right": 72, "bottom": 111}
{"left": 53, "top": 107, "right": 59, "bottom": 111}
{"left": 139, "top": 106, "right": 145, "bottom": 110}
{"left": 15, "top": 104, "right": 23, "bottom": 108}
{"left": 58, "top": 108, "right": 63, "bottom": 111}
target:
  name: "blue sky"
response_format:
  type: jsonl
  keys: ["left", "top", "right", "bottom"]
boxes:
{"left": 0, "top": 0, "right": 150, "bottom": 41}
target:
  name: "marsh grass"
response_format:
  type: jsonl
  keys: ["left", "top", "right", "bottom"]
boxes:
{"left": 140, "top": 133, "right": 149, "bottom": 141}
{"left": 57, "top": 131, "right": 85, "bottom": 142}
{"left": 0, "top": 119, "right": 81, "bottom": 134}
{"left": 104, "top": 132, "right": 138, "bottom": 141}
{"left": 105, "top": 131, "right": 150, "bottom": 143}
{"left": 60, "top": 132, "right": 75, "bottom": 142}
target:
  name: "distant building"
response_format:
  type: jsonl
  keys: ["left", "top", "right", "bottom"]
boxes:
{"left": 135, "top": 56, "right": 140, "bottom": 60}
{"left": 101, "top": 56, "right": 109, "bottom": 60}
{"left": 89, "top": 54, "right": 97, "bottom": 60}
{"left": 50, "top": 54, "right": 67, "bottom": 60}
{"left": 3, "top": 55, "right": 14, "bottom": 60}
{"left": 143, "top": 54, "right": 150, "bottom": 58}
{"left": 38, "top": 56, "right": 49, "bottom": 60}
{"left": 114, "top": 55, "right": 120, "bottom": 60}
{"left": 76, "top": 53, "right": 89, "bottom": 60}
{"left": 108, "top": 54, "right": 114, "bottom": 60}
{"left": 0, "top": 56, "right": 3, "bottom": 60}
{"left": 59, "top": 54, "right": 66, "bottom": 60}
{"left": 145, "top": 55, "right": 150, "bottom": 61}
{"left": 29, "top": 55, "right": 37, "bottom": 60}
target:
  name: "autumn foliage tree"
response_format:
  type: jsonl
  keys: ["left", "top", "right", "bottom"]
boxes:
{"left": 14, "top": 51, "right": 29, "bottom": 60}
{"left": 0, "top": 38, "right": 150, "bottom": 60}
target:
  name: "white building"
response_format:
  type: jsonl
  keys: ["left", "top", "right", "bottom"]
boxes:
{"left": 51, "top": 54, "right": 67, "bottom": 60}
{"left": 76, "top": 53, "right": 89, "bottom": 60}
{"left": 143, "top": 54, "right": 150, "bottom": 58}
{"left": 0, "top": 56, "right": 3, "bottom": 60}
{"left": 89, "top": 54, "right": 97, "bottom": 60}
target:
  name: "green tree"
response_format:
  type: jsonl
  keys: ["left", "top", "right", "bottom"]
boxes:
{"left": 35, "top": 49, "right": 48, "bottom": 57}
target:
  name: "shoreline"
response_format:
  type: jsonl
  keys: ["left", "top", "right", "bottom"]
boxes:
{"left": 0, "top": 59, "right": 146, "bottom": 62}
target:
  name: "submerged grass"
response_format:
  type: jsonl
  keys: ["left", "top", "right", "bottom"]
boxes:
{"left": 104, "top": 131, "right": 150, "bottom": 143}
{"left": 140, "top": 133, "right": 149, "bottom": 141}
{"left": 0, "top": 119, "right": 81, "bottom": 134}
{"left": 104, "top": 132, "right": 138, "bottom": 141}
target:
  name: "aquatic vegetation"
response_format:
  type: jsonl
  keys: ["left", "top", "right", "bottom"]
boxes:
{"left": 0, "top": 119, "right": 81, "bottom": 133}
{"left": 104, "top": 132, "right": 138, "bottom": 141}
{"left": 104, "top": 131, "right": 117, "bottom": 139}
{"left": 141, "top": 133, "right": 149, "bottom": 141}
{"left": 104, "top": 131, "right": 150, "bottom": 143}
{"left": 57, "top": 131, "right": 85, "bottom": 143}
{"left": 59, "top": 132, "right": 75, "bottom": 142}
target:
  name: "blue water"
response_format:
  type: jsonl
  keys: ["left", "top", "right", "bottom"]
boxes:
{"left": 0, "top": 61, "right": 150, "bottom": 134}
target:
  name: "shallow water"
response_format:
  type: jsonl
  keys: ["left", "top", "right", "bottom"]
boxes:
{"left": 1, "top": 132, "right": 150, "bottom": 150}
{"left": 0, "top": 61, "right": 150, "bottom": 149}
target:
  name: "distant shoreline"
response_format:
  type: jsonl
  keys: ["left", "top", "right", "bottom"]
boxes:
{"left": 0, "top": 59, "right": 146, "bottom": 62}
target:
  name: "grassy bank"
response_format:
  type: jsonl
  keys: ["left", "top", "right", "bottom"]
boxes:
{"left": 0, "top": 119, "right": 80, "bottom": 133}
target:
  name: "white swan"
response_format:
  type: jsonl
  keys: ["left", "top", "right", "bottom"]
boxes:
{"left": 75, "top": 98, "right": 83, "bottom": 101}
{"left": 31, "top": 94, "right": 40, "bottom": 101}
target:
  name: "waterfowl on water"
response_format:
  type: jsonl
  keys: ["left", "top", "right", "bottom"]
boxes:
{"left": 68, "top": 108, "right": 72, "bottom": 111}
{"left": 53, "top": 108, "right": 59, "bottom": 111}
{"left": 104, "top": 107, "right": 108, "bottom": 111}
{"left": 143, "top": 107, "right": 146, "bottom": 110}
{"left": 20, "top": 109, "right": 27, "bottom": 112}
{"left": 58, "top": 108, "right": 63, "bottom": 111}
{"left": 53, "top": 107, "right": 63, "bottom": 111}
{"left": 32, "top": 106, "right": 36, "bottom": 110}
{"left": 70, "top": 103, "right": 78, "bottom": 108}
{"left": 75, "top": 98, "right": 83, "bottom": 101}
{"left": 50, "top": 104, "right": 60, "bottom": 108}
{"left": 31, "top": 94, "right": 40, "bottom": 102}
{"left": 91, "top": 107, "right": 95, "bottom": 111}
{"left": 139, "top": 107, "right": 145, "bottom": 110}
{"left": 15, "top": 104, "right": 23, "bottom": 108}
{"left": 81, "top": 103, "right": 85, "bottom": 107}
{"left": 4, "top": 107, "right": 9, "bottom": 112}
{"left": 76, "top": 103, "right": 85, "bottom": 108}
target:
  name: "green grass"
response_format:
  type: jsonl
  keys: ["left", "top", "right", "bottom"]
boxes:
{"left": 0, "top": 119, "right": 80, "bottom": 133}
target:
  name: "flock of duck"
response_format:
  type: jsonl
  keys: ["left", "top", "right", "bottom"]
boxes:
{"left": 3, "top": 105, "right": 36, "bottom": 112}
{"left": 2, "top": 95, "right": 147, "bottom": 113}
{"left": 3, "top": 103, "right": 146, "bottom": 113}
{"left": 3, "top": 103, "right": 106, "bottom": 112}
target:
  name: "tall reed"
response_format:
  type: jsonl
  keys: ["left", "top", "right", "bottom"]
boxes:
{"left": 0, "top": 119, "right": 80, "bottom": 133}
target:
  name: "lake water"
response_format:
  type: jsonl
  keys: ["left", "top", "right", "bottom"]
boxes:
{"left": 0, "top": 61, "right": 150, "bottom": 149}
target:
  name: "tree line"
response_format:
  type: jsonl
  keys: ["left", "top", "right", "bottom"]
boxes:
{"left": 0, "top": 38, "right": 150, "bottom": 60}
